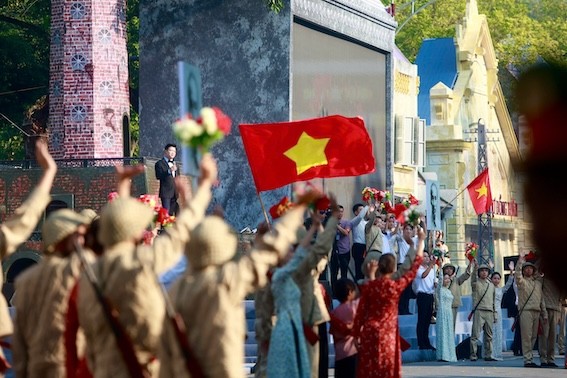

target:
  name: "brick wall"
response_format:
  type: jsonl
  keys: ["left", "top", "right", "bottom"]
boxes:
{"left": 49, "top": 0, "right": 129, "bottom": 159}
{"left": 0, "top": 164, "right": 155, "bottom": 254}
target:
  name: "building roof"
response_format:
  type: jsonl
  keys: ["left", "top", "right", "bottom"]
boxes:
{"left": 416, "top": 38, "right": 458, "bottom": 124}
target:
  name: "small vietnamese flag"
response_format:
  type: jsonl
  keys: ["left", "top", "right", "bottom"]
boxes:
{"left": 466, "top": 168, "right": 492, "bottom": 215}
{"left": 239, "top": 115, "right": 375, "bottom": 192}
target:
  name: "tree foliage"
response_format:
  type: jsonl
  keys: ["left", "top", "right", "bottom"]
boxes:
{"left": 0, "top": 0, "right": 50, "bottom": 160}
{"left": 393, "top": 0, "right": 567, "bottom": 69}
{"left": 2, "top": 0, "right": 565, "bottom": 159}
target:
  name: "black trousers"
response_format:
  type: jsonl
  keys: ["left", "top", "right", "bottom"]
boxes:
{"left": 416, "top": 292, "right": 434, "bottom": 349}
{"left": 330, "top": 252, "right": 351, "bottom": 294}
{"left": 160, "top": 196, "right": 178, "bottom": 216}
{"left": 398, "top": 277, "right": 414, "bottom": 315}
{"left": 334, "top": 354, "right": 357, "bottom": 378}
{"left": 318, "top": 322, "right": 329, "bottom": 378}
{"left": 351, "top": 243, "right": 366, "bottom": 281}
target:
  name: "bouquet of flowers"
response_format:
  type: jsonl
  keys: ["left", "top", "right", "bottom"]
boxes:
{"left": 465, "top": 242, "right": 478, "bottom": 262}
{"left": 432, "top": 246, "right": 449, "bottom": 266}
{"left": 173, "top": 107, "right": 232, "bottom": 152}
{"left": 269, "top": 196, "right": 294, "bottom": 220}
{"left": 388, "top": 194, "right": 421, "bottom": 226}
{"left": 137, "top": 194, "right": 176, "bottom": 229}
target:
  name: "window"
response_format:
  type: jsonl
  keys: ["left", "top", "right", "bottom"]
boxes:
{"left": 71, "top": 54, "right": 87, "bottom": 71}
{"left": 70, "top": 2, "right": 86, "bottom": 20}
{"left": 395, "top": 115, "right": 425, "bottom": 166}
{"left": 70, "top": 105, "right": 87, "bottom": 122}
{"left": 99, "top": 81, "right": 114, "bottom": 96}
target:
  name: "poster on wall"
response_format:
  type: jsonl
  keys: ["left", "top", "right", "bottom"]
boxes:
{"left": 426, "top": 179, "right": 441, "bottom": 230}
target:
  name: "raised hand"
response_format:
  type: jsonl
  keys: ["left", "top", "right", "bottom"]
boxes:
{"left": 199, "top": 153, "right": 218, "bottom": 184}
{"left": 115, "top": 164, "right": 145, "bottom": 197}
{"left": 295, "top": 189, "right": 323, "bottom": 206}
{"left": 508, "top": 260, "right": 515, "bottom": 271}
{"left": 35, "top": 140, "right": 56, "bottom": 172}
{"left": 367, "top": 260, "right": 379, "bottom": 280}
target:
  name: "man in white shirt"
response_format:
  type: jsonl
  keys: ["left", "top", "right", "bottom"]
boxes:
{"left": 350, "top": 203, "right": 368, "bottom": 280}
{"left": 391, "top": 223, "right": 417, "bottom": 314}
{"left": 414, "top": 250, "right": 436, "bottom": 350}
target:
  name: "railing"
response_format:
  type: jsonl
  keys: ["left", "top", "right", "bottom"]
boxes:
{"left": 0, "top": 157, "right": 159, "bottom": 169}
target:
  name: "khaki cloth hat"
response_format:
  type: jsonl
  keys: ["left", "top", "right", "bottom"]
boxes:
{"left": 442, "top": 263, "right": 456, "bottom": 272}
{"left": 42, "top": 209, "right": 89, "bottom": 253}
{"left": 186, "top": 216, "right": 237, "bottom": 270}
{"left": 98, "top": 197, "right": 154, "bottom": 248}
{"left": 80, "top": 208, "right": 98, "bottom": 222}
{"left": 362, "top": 250, "right": 382, "bottom": 277}
{"left": 522, "top": 262, "right": 536, "bottom": 270}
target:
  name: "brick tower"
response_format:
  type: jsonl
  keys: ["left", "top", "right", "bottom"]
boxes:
{"left": 49, "top": 0, "right": 130, "bottom": 158}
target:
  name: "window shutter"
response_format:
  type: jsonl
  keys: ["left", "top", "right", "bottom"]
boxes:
{"left": 413, "top": 118, "right": 426, "bottom": 167}
{"left": 395, "top": 115, "right": 405, "bottom": 164}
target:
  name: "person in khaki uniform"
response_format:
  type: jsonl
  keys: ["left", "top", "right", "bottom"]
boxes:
{"left": 253, "top": 278, "right": 274, "bottom": 378}
{"left": 469, "top": 262, "right": 497, "bottom": 361}
{"left": 294, "top": 203, "right": 339, "bottom": 378}
{"left": 0, "top": 141, "right": 56, "bottom": 375}
{"left": 515, "top": 252, "right": 547, "bottom": 368}
{"left": 538, "top": 277, "right": 562, "bottom": 367}
{"left": 558, "top": 299, "right": 567, "bottom": 356}
{"left": 77, "top": 153, "right": 217, "bottom": 378}
{"left": 442, "top": 261, "right": 473, "bottom": 330}
{"left": 364, "top": 207, "right": 385, "bottom": 255}
{"left": 158, "top": 192, "right": 320, "bottom": 378}
{"left": 12, "top": 209, "right": 90, "bottom": 377}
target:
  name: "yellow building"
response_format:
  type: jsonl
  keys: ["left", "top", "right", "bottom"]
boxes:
{"left": 415, "top": 0, "right": 532, "bottom": 275}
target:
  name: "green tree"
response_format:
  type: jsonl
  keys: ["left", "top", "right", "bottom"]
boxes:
{"left": 0, "top": 0, "right": 50, "bottom": 160}
{"left": 393, "top": 0, "right": 567, "bottom": 69}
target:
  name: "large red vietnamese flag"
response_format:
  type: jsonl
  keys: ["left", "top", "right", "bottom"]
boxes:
{"left": 466, "top": 168, "right": 492, "bottom": 215}
{"left": 239, "top": 115, "right": 375, "bottom": 192}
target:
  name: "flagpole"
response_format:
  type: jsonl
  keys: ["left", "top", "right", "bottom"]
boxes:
{"left": 256, "top": 191, "right": 272, "bottom": 231}
{"left": 440, "top": 186, "right": 468, "bottom": 211}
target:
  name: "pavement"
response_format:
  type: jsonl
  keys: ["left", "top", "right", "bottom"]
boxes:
{"left": 248, "top": 352, "right": 567, "bottom": 377}
{"left": 401, "top": 352, "right": 566, "bottom": 377}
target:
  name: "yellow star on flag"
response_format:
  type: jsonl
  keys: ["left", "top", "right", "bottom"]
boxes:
{"left": 475, "top": 183, "right": 488, "bottom": 199}
{"left": 284, "top": 132, "right": 330, "bottom": 175}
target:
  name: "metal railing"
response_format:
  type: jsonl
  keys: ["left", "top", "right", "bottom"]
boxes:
{"left": 0, "top": 157, "right": 158, "bottom": 169}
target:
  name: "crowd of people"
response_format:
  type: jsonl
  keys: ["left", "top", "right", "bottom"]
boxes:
{"left": 1, "top": 63, "right": 567, "bottom": 377}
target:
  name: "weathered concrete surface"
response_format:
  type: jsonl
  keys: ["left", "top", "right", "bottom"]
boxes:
{"left": 139, "top": 0, "right": 396, "bottom": 229}
{"left": 140, "top": 0, "right": 291, "bottom": 228}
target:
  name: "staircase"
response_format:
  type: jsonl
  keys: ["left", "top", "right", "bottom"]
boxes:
{"left": 243, "top": 295, "right": 516, "bottom": 369}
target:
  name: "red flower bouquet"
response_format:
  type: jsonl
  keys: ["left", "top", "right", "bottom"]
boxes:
{"left": 465, "top": 242, "right": 478, "bottom": 262}
{"left": 269, "top": 196, "right": 294, "bottom": 220}
{"left": 173, "top": 107, "right": 232, "bottom": 151}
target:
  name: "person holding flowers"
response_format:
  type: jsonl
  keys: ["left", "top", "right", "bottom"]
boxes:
{"left": 353, "top": 224, "right": 425, "bottom": 378}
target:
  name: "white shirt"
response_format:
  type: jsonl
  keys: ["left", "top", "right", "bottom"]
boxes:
{"left": 380, "top": 234, "right": 392, "bottom": 254}
{"left": 414, "top": 265, "right": 435, "bottom": 294}
{"left": 350, "top": 206, "right": 368, "bottom": 245}
{"left": 390, "top": 235, "right": 418, "bottom": 264}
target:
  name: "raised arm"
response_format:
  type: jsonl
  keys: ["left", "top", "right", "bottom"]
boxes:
{"left": 457, "top": 260, "right": 473, "bottom": 285}
{"left": 364, "top": 204, "right": 377, "bottom": 234}
{"left": 514, "top": 252, "right": 525, "bottom": 288}
{"left": 502, "top": 260, "right": 515, "bottom": 292}
{"left": 0, "top": 140, "right": 56, "bottom": 258}
{"left": 350, "top": 205, "right": 368, "bottom": 227}
{"left": 151, "top": 153, "right": 217, "bottom": 273}
{"left": 470, "top": 260, "right": 478, "bottom": 291}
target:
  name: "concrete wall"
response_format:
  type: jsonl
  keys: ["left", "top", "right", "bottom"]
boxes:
{"left": 139, "top": 0, "right": 396, "bottom": 229}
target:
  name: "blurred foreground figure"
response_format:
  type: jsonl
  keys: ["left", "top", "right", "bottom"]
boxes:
{"left": 516, "top": 63, "right": 567, "bottom": 293}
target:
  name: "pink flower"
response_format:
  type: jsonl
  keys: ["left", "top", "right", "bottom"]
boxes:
{"left": 213, "top": 107, "right": 232, "bottom": 135}
{"left": 107, "top": 191, "right": 119, "bottom": 202}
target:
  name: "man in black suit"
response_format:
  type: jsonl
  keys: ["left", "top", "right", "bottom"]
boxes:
{"left": 155, "top": 143, "right": 178, "bottom": 215}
